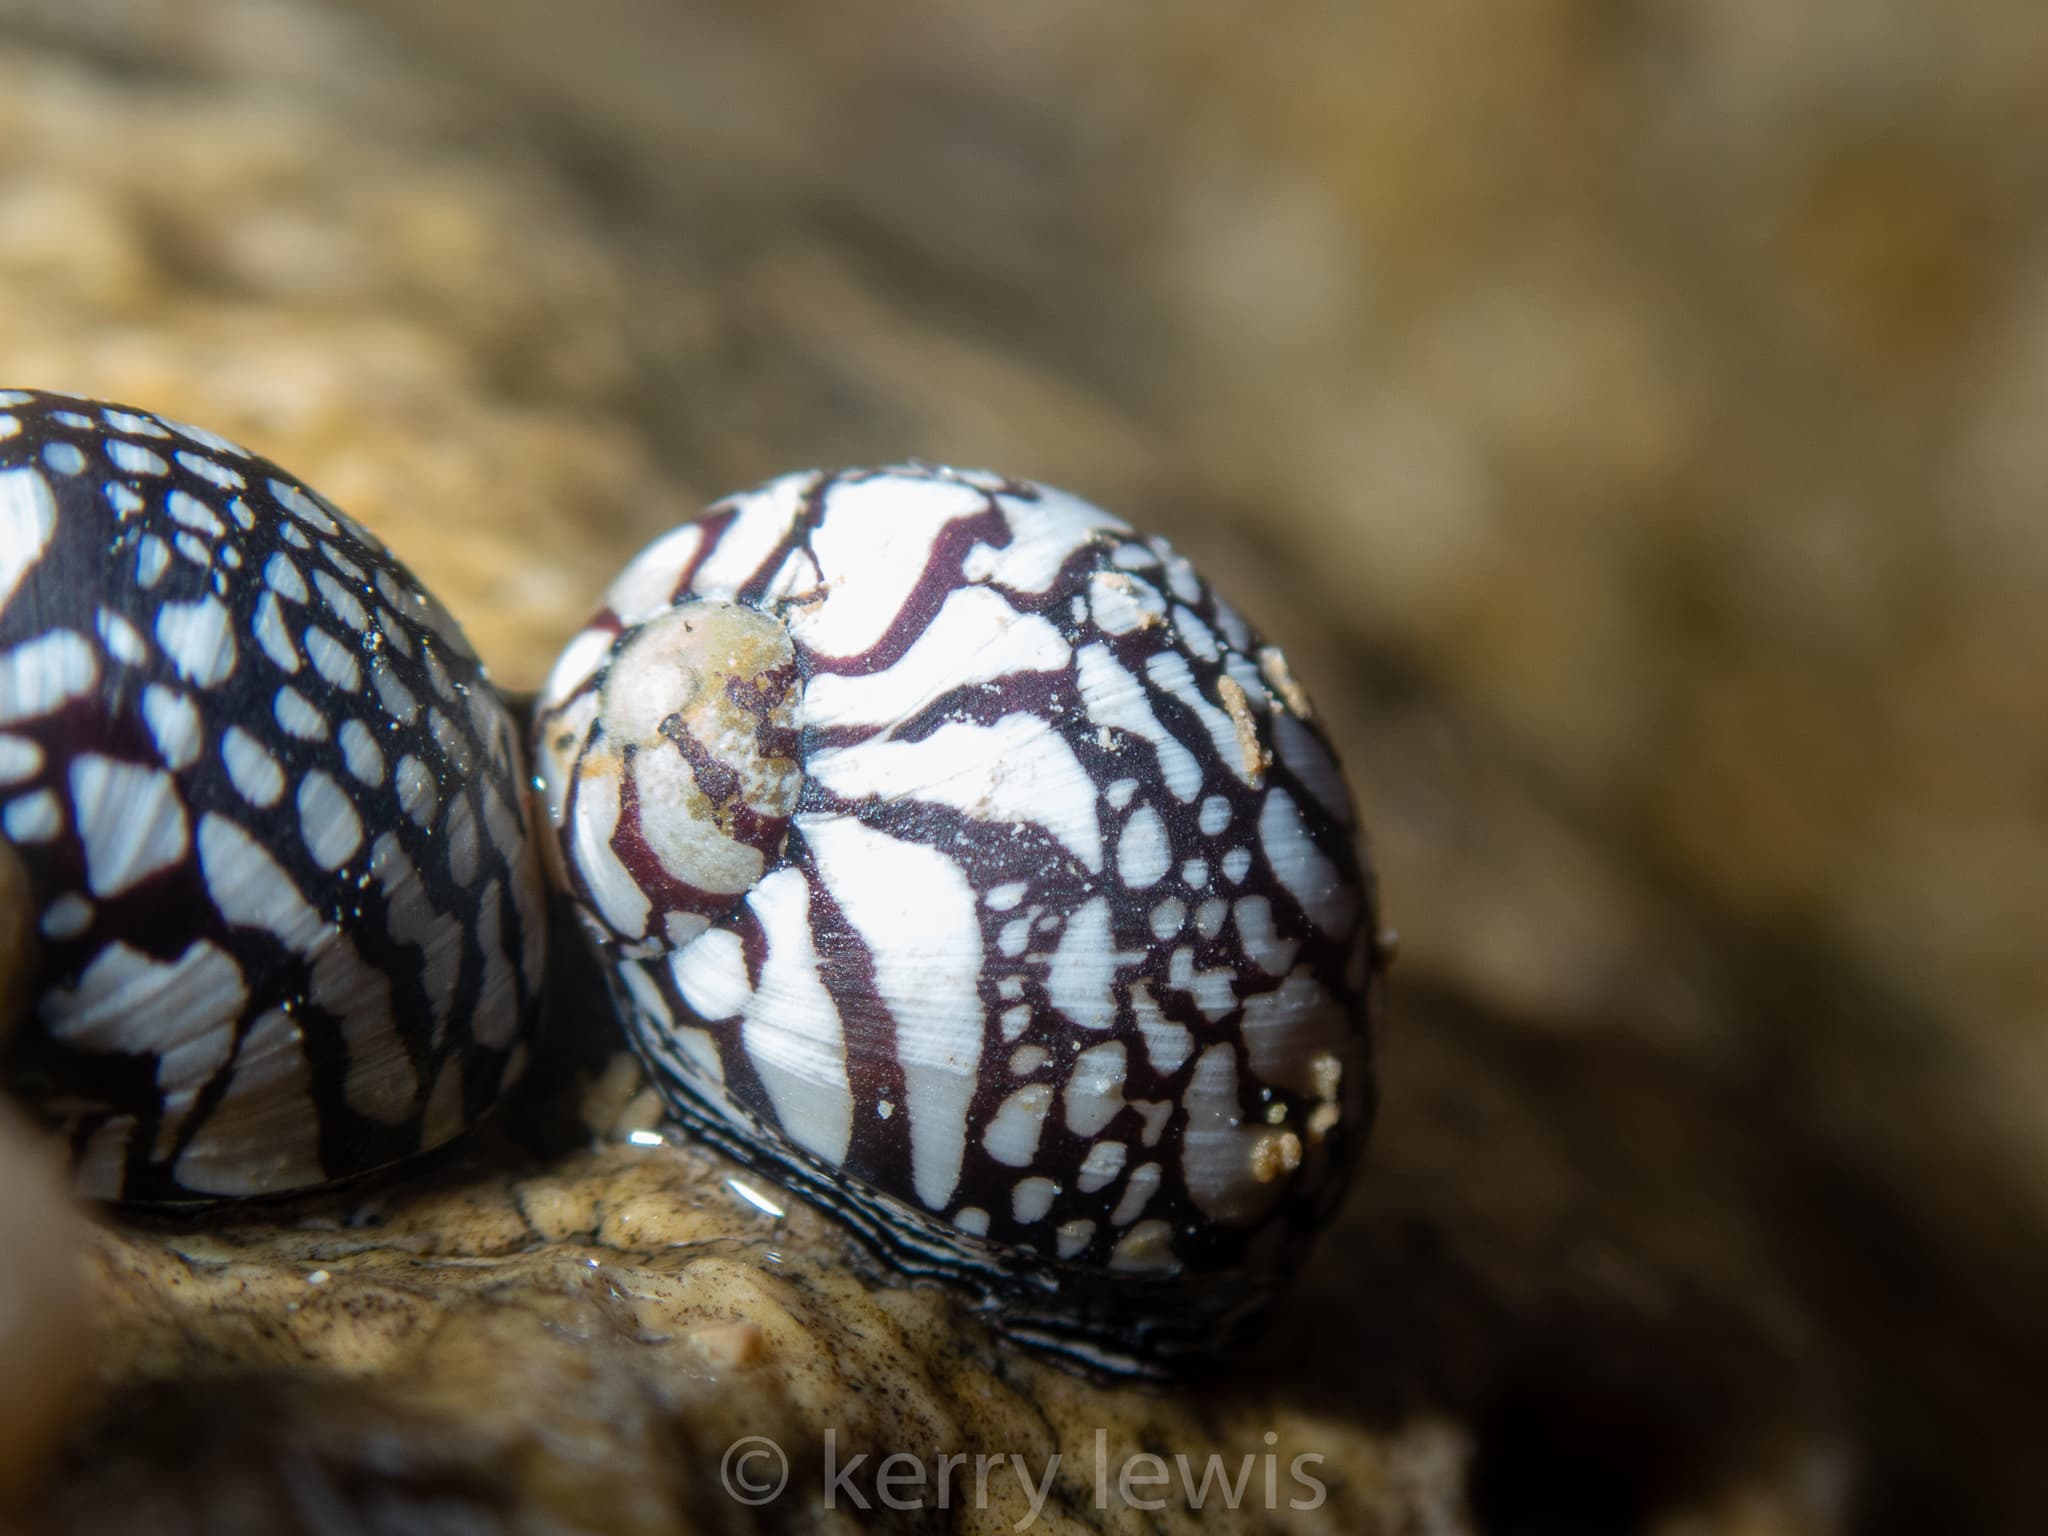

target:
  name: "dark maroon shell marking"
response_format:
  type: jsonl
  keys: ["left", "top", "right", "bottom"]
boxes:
{"left": 534, "top": 464, "right": 1385, "bottom": 1375}
{"left": 0, "top": 389, "right": 546, "bottom": 1202}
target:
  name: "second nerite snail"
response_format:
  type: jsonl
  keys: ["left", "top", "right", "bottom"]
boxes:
{"left": 532, "top": 465, "right": 1385, "bottom": 1372}
{"left": 0, "top": 390, "right": 546, "bottom": 1202}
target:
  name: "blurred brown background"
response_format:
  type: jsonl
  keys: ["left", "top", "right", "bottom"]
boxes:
{"left": 4, "top": 0, "right": 2045, "bottom": 1529}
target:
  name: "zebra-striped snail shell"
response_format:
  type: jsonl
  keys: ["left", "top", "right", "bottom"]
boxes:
{"left": 0, "top": 390, "right": 546, "bottom": 1202}
{"left": 532, "top": 464, "right": 1384, "bottom": 1374}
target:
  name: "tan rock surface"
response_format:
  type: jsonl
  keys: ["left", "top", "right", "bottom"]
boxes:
{"left": 28, "top": 988, "right": 1863, "bottom": 1536}
{"left": 0, "top": 8, "right": 670, "bottom": 691}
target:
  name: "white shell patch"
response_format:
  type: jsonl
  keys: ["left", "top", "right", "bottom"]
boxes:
{"left": 792, "top": 474, "right": 985, "bottom": 658}
{"left": 806, "top": 713, "right": 1104, "bottom": 874}
{"left": 170, "top": 1008, "right": 325, "bottom": 1197}
{"left": 154, "top": 595, "right": 237, "bottom": 688}
{"left": 802, "top": 584, "right": 1070, "bottom": 731}
{"left": 0, "top": 466, "right": 58, "bottom": 614}
{"left": 737, "top": 867, "right": 854, "bottom": 1168}
{"left": 69, "top": 755, "right": 189, "bottom": 897}
{"left": 801, "top": 811, "right": 984, "bottom": 1211}
{"left": 0, "top": 630, "right": 98, "bottom": 724}
{"left": 41, "top": 939, "right": 244, "bottom": 1056}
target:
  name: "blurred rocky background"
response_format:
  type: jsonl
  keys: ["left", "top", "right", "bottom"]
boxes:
{"left": 2, "top": 0, "right": 2044, "bottom": 1531}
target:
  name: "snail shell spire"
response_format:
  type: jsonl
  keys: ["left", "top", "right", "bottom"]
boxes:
{"left": 549, "top": 601, "right": 802, "bottom": 954}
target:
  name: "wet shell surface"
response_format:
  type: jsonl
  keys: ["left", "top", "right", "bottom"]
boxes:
{"left": 0, "top": 390, "right": 546, "bottom": 1203}
{"left": 533, "top": 464, "right": 1384, "bottom": 1372}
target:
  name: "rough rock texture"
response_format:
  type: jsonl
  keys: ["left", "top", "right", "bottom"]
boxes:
{"left": 0, "top": 0, "right": 669, "bottom": 691}
{"left": 1, "top": 0, "right": 2044, "bottom": 1531}
{"left": 27, "top": 984, "right": 1863, "bottom": 1536}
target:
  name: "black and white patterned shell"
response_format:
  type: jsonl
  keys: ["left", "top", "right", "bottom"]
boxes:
{"left": 0, "top": 390, "right": 545, "bottom": 1203}
{"left": 532, "top": 464, "right": 1385, "bottom": 1372}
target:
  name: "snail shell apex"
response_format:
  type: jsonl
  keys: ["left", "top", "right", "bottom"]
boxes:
{"left": 534, "top": 464, "right": 1383, "bottom": 1373}
{"left": 0, "top": 390, "right": 546, "bottom": 1202}
{"left": 567, "top": 600, "right": 803, "bottom": 949}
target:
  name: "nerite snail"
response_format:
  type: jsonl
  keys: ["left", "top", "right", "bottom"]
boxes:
{"left": 0, "top": 390, "right": 546, "bottom": 1202}
{"left": 533, "top": 464, "right": 1385, "bottom": 1373}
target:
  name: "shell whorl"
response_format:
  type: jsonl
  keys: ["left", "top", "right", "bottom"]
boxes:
{"left": 0, "top": 389, "right": 546, "bottom": 1203}
{"left": 537, "top": 600, "right": 802, "bottom": 955}
{"left": 534, "top": 464, "right": 1382, "bottom": 1373}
